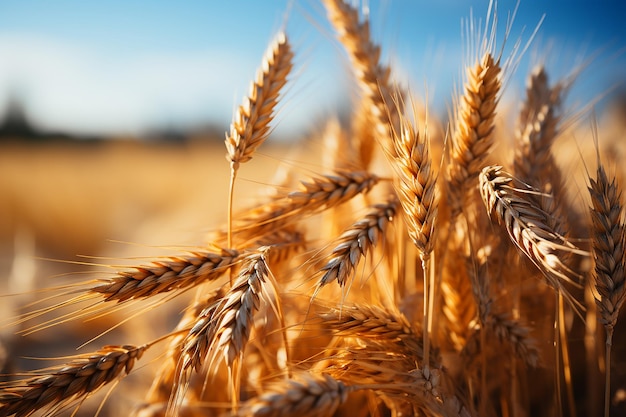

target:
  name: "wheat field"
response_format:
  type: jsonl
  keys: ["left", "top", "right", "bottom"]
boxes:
{"left": 1, "top": 1, "right": 626, "bottom": 416}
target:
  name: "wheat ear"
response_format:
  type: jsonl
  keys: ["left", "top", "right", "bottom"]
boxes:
{"left": 237, "top": 373, "right": 352, "bottom": 417}
{"left": 462, "top": 311, "right": 540, "bottom": 368}
{"left": 323, "top": 0, "right": 398, "bottom": 167}
{"left": 391, "top": 101, "right": 438, "bottom": 261}
{"left": 209, "top": 248, "right": 273, "bottom": 369}
{"left": 320, "top": 304, "right": 424, "bottom": 357}
{"left": 317, "top": 197, "right": 398, "bottom": 289}
{"left": 479, "top": 165, "right": 586, "bottom": 315}
{"left": 0, "top": 344, "right": 148, "bottom": 417}
{"left": 224, "top": 32, "right": 293, "bottom": 249}
{"left": 144, "top": 293, "right": 219, "bottom": 404}
{"left": 447, "top": 52, "right": 501, "bottom": 219}
{"left": 588, "top": 156, "right": 626, "bottom": 417}
{"left": 229, "top": 170, "right": 381, "bottom": 243}
{"left": 514, "top": 65, "right": 563, "bottom": 189}
{"left": 389, "top": 99, "right": 438, "bottom": 366}
{"left": 13, "top": 249, "right": 239, "bottom": 336}
{"left": 91, "top": 249, "right": 239, "bottom": 302}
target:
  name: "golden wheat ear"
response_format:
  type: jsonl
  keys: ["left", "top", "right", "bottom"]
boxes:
{"left": 323, "top": 0, "right": 399, "bottom": 167}
{"left": 8, "top": 249, "right": 240, "bottom": 338}
{"left": 0, "top": 343, "right": 150, "bottom": 417}
{"left": 224, "top": 169, "right": 382, "bottom": 245}
{"left": 588, "top": 149, "right": 626, "bottom": 417}
{"left": 479, "top": 165, "right": 587, "bottom": 316}
{"left": 387, "top": 97, "right": 439, "bottom": 367}
{"left": 315, "top": 197, "right": 398, "bottom": 290}
{"left": 237, "top": 373, "right": 354, "bottom": 417}
{"left": 225, "top": 32, "right": 294, "bottom": 250}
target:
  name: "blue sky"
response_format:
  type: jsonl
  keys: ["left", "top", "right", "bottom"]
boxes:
{"left": 0, "top": 0, "right": 624, "bottom": 138}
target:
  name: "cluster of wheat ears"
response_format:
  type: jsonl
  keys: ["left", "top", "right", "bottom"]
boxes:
{"left": 1, "top": 0, "right": 625, "bottom": 416}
